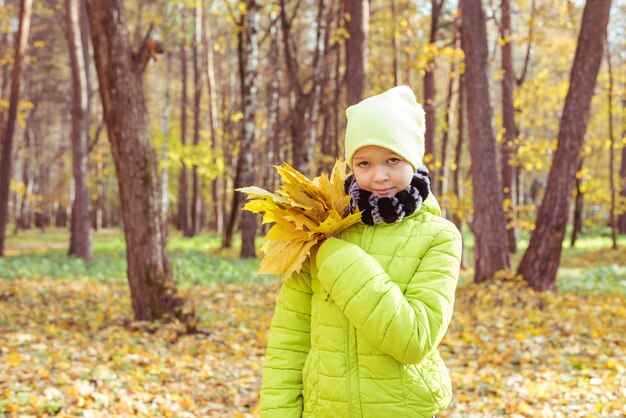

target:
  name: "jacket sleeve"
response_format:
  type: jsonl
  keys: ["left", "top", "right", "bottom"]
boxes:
{"left": 315, "top": 226, "right": 461, "bottom": 365}
{"left": 260, "top": 260, "right": 312, "bottom": 418}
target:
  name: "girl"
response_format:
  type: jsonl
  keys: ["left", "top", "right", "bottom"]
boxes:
{"left": 260, "top": 86, "right": 462, "bottom": 418}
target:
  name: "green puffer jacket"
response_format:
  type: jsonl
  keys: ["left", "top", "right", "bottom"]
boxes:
{"left": 260, "top": 194, "right": 462, "bottom": 418}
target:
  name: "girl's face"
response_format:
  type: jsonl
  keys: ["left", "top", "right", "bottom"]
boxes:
{"left": 352, "top": 145, "right": 414, "bottom": 198}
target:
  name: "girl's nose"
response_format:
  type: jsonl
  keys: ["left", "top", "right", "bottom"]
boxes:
{"left": 374, "top": 165, "right": 389, "bottom": 182}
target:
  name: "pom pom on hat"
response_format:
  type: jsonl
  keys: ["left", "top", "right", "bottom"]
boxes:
{"left": 344, "top": 85, "right": 426, "bottom": 169}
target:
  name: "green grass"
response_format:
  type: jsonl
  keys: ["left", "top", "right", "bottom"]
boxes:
{"left": 458, "top": 226, "right": 626, "bottom": 295}
{"left": 0, "top": 228, "right": 276, "bottom": 287}
{"left": 1, "top": 227, "right": 625, "bottom": 293}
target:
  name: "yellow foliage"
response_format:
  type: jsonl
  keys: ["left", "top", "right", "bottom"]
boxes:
{"left": 239, "top": 160, "right": 362, "bottom": 281}
{"left": 6, "top": 351, "right": 24, "bottom": 367}
{"left": 231, "top": 112, "right": 244, "bottom": 123}
{"left": 9, "top": 180, "right": 26, "bottom": 196}
{"left": 1, "top": 257, "right": 625, "bottom": 417}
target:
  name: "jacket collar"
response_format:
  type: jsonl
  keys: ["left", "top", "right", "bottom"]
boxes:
{"left": 408, "top": 192, "right": 441, "bottom": 218}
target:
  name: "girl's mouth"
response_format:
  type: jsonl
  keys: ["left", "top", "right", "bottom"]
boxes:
{"left": 373, "top": 188, "right": 394, "bottom": 196}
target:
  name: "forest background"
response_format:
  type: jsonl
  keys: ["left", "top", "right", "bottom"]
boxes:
{"left": 0, "top": 0, "right": 625, "bottom": 416}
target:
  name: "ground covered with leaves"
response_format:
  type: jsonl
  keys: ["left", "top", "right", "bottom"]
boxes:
{"left": 1, "top": 266, "right": 625, "bottom": 417}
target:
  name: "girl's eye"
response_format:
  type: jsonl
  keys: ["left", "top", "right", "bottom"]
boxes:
{"left": 388, "top": 158, "right": 399, "bottom": 164}
{"left": 358, "top": 161, "right": 370, "bottom": 168}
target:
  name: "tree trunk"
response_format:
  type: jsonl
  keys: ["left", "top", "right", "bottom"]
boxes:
{"left": 222, "top": 13, "right": 245, "bottom": 249}
{"left": 331, "top": 3, "right": 344, "bottom": 162}
{"left": 221, "top": 87, "right": 234, "bottom": 244}
{"left": 0, "top": 31, "right": 10, "bottom": 102}
{"left": 66, "top": 0, "right": 92, "bottom": 260}
{"left": 319, "top": 3, "right": 342, "bottom": 174}
{"left": 177, "top": 7, "right": 191, "bottom": 235}
{"left": 264, "top": 9, "right": 281, "bottom": 191}
{"left": 424, "top": 0, "right": 443, "bottom": 168}
{"left": 345, "top": 0, "right": 368, "bottom": 106}
{"left": 188, "top": 0, "right": 202, "bottom": 237}
{"left": 570, "top": 159, "right": 584, "bottom": 247}
{"left": 239, "top": 0, "right": 260, "bottom": 257}
{"left": 517, "top": 0, "right": 612, "bottom": 291}
{"left": 330, "top": 6, "right": 343, "bottom": 162}
{"left": 436, "top": 60, "right": 454, "bottom": 202}
{"left": 391, "top": 0, "right": 401, "bottom": 86}
{"left": 56, "top": 202, "right": 68, "bottom": 227}
{"left": 453, "top": 71, "right": 466, "bottom": 270}
{"left": 306, "top": 0, "right": 331, "bottom": 173}
{"left": 34, "top": 106, "right": 50, "bottom": 231}
{"left": 436, "top": 15, "right": 460, "bottom": 200}
{"left": 92, "top": 157, "right": 103, "bottom": 230}
{"left": 202, "top": 7, "right": 223, "bottom": 235}
{"left": 17, "top": 120, "right": 32, "bottom": 231}
{"left": 460, "top": 0, "right": 511, "bottom": 282}
{"left": 279, "top": 0, "right": 330, "bottom": 176}
{"left": 619, "top": 92, "right": 626, "bottom": 234}
{"left": 606, "top": 47, "right": 617, "bottom": 248}
{"left": 501, "top": 0, "right": 517, "bottom": 253}
{"left": 0, "top": 0, "right": 33, "bottom": 256}
{"left": 452, "top": 71, "right": 465, "bottom": 234}
{"left": 224, "top": 0, "right": 260, "bottom": 257}
{"left": 160, "top": 51, "right": 172, "bottom": 226}
{"left": 86, "top": 0, "right": 190, "bottom": 322}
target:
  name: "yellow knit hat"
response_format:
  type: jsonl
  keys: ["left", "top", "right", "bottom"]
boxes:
{"left": 344, "top": 85, "right": 426, "bottom": 169}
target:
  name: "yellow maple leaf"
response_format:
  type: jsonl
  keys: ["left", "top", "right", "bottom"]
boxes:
{"left": 238, "top": 160, "right": 361, "bottom": 281}
{"left": 6, "top": 351, "right": 23, "bottom": 367}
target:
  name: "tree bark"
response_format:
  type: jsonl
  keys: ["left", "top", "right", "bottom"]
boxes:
{"left": 454, "top": 72, "right": 466, "bottom": 270}
{"left": 517, "top": 0, "right": 612, "bottom": 291}
{"left": 17, "top": 119, "right": 32, "bottom": 231}
{"left": 86, "top": 0, "right": 190, "bottom": 322}
{"left": 436, "top": 15, "right": 460, "bottom": 200}
{"left": 188, "top": 0, "right": 202, "bottom": 237}
{"left": 500, "top": 0, "right": 517, "bottom": 253}
{"left": 222, "top": 11, "right": 245, "bottom": 249}
{"left": 0, "top": 32, "right": 10, "bottom": 103}
{"left": 345, "top": 0, "right": 368, "bottom": 106}
{"left": 202, "top": 7, "right": 223, "bottom": 235}
{"left": 424, "top": 0, "right": 443, "bottom": 165}
{"left": 279, "top": 0, "right": 331, "bottom": 176}
{"left": 160, "top": 50, "right": 172, "bottom": 226}
{"left": 306, "top": 0, "right": 331, "bottom": 172}
{"left": 452, "top": 71, "right": 465, "bottom": 234}
{"left": 606, "top": 47, "right": 617, "bottom": 248}
{"left": 34, "top": 105, "right": 50, "bottom": 231}
{"left": 391, "top": 0, "right": 401, "bottom": 86}
{"left": 66, "top": 0, "right": 92, "bottom": 260}
{"left": 223, "top": 0, "right": 260, "bottom": 257}
{"left": 570, "top": 159, "right": 584, "bottom": 247}
{"left": 330, "top": 4, "right": 344, "bottom": 161}
{"left": 178, "top": 7, "right": 191, "bottom": 235}
{"left": 619, "top": 92, "right": 626, "bottom": 234}
{"left": 460, "top": 0, "right": 511, "bottom": 282}
{"left": 239, "top": 0, "right": 260, "bottom": 258}
{"left": 0, "top": 0, "right": 33, "bottom": 256}
{"left": 264, "top": 9, "right": 281, "bottom": 191}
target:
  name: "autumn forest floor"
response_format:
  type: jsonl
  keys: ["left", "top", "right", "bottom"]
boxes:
{"left": 1, "top": 228, "right": 625, "bottom": 417}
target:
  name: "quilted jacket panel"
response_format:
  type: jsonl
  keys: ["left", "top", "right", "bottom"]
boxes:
{"left": 261, "top": 194, "right": 462, "bottom": 418}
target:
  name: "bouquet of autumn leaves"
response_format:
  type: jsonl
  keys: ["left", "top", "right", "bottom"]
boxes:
{"left": 237, "top": 160, "right": 362, "bottom": 282}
